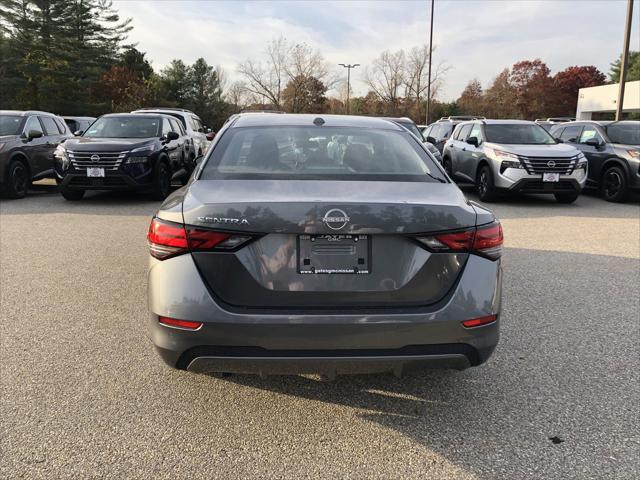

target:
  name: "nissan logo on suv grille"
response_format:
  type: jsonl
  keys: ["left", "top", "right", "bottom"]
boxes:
{"left": 547, "top": 160, "right": 556, "bottom": 168}
{"left": 322, "top": 209, "right": 350, "bottom": 230}
{"left": 90, "top": 154, "right": 100, "bottom": 162}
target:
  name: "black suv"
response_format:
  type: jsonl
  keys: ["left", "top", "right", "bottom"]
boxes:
{"left": 0, "top": 110, "right": 71, "bottom": 198}
{"left": 550, "top": 120, "right": 640, "bottom": 202}
{"left": 55, "top": 113, "right": 192, "bottom": 200}
{"left": 423, "top": 116, "right": 485, "bottom": 155}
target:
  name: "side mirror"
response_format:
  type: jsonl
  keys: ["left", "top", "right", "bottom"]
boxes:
{"left": 466, "top": 136, "right": 479, "bottom": 147}
{"left": 73, "top": 130, "right": 83, "bottom": 136}
{"left": 27, "top": 129, "right": 43, "bottom": 140}
{"left": 166, "top": 131, "right": 179, "bottom": 141}
{"left": 584, "top": 138, "right": 601, "bottom": 148}
{"left": 426, "top": 136, "right": 436, "bottom": 144}
{"left": 554, "top": 137, "right": 563, "bottom": 143}
{"left": 205, "top": 131, "right": 215, "bottom": 141}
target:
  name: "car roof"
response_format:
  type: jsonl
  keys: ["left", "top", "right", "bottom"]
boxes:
{"left": 230, "top": 113, "right": 405, "bottom": 130}
{"left": 0, "top": 110, "right": 58, "bottom": 116}
{"left": 62, "top": 116, "right": 96, "bottom": 121}
{"left": 381, "top": 117, "right": 416, "bottom": 124}
{"left": 132, "top": 108, "right": 197, "bottom": 118}
{"left": 103, "top": 112, "right": 173, "bottom": 120}
{"left": 555, "top": 120, "right": 639, "bottom": 127}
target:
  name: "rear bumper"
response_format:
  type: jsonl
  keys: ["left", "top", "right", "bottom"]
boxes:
{"left": 147, "top": 254, "right": 502, "bottom": 375}
{"left": 161, "top": 344, "right": 485, "bottom": 376}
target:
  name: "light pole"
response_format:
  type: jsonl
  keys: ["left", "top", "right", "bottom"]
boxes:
{"left": 339, "top": 63, "right": 359, "bottom": 114}
{"left": 425, "top": 0, "right": 434, "bottom": 125}
{"left": 616, "top": 0, "right": 634, "bottom": 121}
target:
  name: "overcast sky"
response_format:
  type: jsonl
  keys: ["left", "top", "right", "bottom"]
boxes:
{"left": 113, "top": 0, "right": 640, "bottom": 101}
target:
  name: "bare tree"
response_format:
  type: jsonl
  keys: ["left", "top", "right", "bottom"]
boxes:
{"left": 226, "top": 81, "right": 249, "bottom": 112}
{"left": 363, "top": 49, "right": 406, "bottom": 114}
{"left": 404, "top": 45, "right": 449, "bottom": 118}
{"left": 237, "top": 36, "right": 288, "bottom": 108}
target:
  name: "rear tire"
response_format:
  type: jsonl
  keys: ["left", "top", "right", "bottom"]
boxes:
{"left": 476, "top": 165, "right": 498, "bottom": 202}
{"left": 600, "top": 165, "right": 628, "bottom": 203}
{"left": 152, "top": 160, "right": 171, "bottom": 200}
{"left": 5, "top": 161, "right": 30, "bottom": 199}
{"left": 554, "top": 192, "right": 579, "bottom": 204}
{"left": 61, "top": 189, "right": 85, "bottom": 201}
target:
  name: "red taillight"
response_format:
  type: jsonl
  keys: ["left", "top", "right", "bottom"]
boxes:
{"left": 148, "top": 217, "right": 188, "bottom": 260}
{"left": 147, "top": 217, "right": 254, "bottom": 260}
{"left": 158, "top": 316, "right": 203, "bottom": 330}
{"left": 462, "top": 314, "right": 497, "bottom": 328}
{"left": 473, "top": 222, "right": 503, "bottom": 259}
{"left": 416, "top": 221, "right": 503, "bottom": 260}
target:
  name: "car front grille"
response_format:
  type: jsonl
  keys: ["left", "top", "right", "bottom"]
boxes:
{"left": 68, "top": 150, "right": 127, "bottom": 170}
{"left": 519, "top": 155, "right": 578, "bottom": 175}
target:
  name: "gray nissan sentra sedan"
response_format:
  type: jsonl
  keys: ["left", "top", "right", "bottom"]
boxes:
{"left": 147, "top": 113, "right": 503, "bottom": 377}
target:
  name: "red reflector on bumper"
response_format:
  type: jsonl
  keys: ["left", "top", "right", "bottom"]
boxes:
{"left": 462, "top": 314, "right": 498, "bottom": 328}
{"left": 158, "top": 316, "right": 203, "bottom": 330}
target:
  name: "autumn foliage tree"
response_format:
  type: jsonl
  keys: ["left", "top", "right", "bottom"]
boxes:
{"left": 457, "top": 79, "right": 483, "bottom": 115}
{"left": 282, "top": 74, "right": 327, "bottom": 113}
{"left": 552, "top": 66, "right": 606, "bottom": 116}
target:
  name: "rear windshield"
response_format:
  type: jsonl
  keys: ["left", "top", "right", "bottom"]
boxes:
{"left": 0, "top": 115, "right": 24, "bottom": 136}
{"left": 200, "top": 126, "right": 445, "bottom": 182}
{"left": 606, "top": 123, "right": 640, "bottom": 145}
{"left": 484, "top": 124, "right": 556, "bottom": 144}
{"left": 84, "top": 117, "right": 160, "bottom": 138}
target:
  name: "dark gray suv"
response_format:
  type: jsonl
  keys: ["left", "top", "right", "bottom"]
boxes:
{"left": 550, "top": 121, "right": 640, "bottom": 202}
{"left": 0, "top": 110, "right": 71, "bottom": 198}
{"left": 147, "top": 114, "right": 503, "bottom": 377}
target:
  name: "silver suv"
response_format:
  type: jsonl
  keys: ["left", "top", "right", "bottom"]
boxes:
{"left": 132, "top": 108, "right": 211, "bottom": 158}
{"left": 442, "top": 120, "right": 587, "bottom": 203}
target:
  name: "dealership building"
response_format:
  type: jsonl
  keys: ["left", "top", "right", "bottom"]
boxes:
{"left": 576, "top": 80, "right": 640, "bottom": 119}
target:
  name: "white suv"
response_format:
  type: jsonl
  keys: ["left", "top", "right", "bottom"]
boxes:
{"left": 442, "top": 120, "right": 587, "bottom": 203}
{"left": 132, "top": 108, "right": 211, "bottom": 159}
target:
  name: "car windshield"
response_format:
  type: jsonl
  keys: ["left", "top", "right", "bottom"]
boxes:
{"left": 0, "top": 115, "right": 24, "bottom": 135}
{"left": 399, "top": 121, "right": 425, "bottom": 140}
{"left": 605, "top": 123, "right": 640, "bottom": 145}
{"left": 84, "top": 117, "right": 160, "bottom": 138}
{"left": 200, "top": 126, "right": 444, "bottom": 182}
{"left": 484, "top": 124, "right": 556, "bottom": 144}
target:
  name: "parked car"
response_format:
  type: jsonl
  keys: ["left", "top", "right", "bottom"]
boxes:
{"left": 423, "top": 116, "right": 485, "bottom": 155}
{"left": 442, "top": 119, "right": 587, "bottom": 203}
{"left": 0, "top": 110, "right": 71, "bottom": 198}
{"left": 549, "top": 120, "right": 640, "bottom": 202}
{"left": 382, "top": 117, "right": 442, "bottom": 162}
{"left": 62, "top": 116, "right": 96, "bottom": 135}
{"left": 535, "top": 117, "right": 575, "bottom": 132}
{"left": 132, "top": 107, "right": 210, "bottom": 158}
{"left": 147, "top": 113, "right": 503, "bottom": 377}
{"left": 55, "top": 113, "right": 191, "bottom": 200}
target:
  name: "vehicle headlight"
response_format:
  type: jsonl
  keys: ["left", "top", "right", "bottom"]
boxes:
{"left": 491, "top": 149, "right": 519, "bottom": 162}
{"left": 54, "top": 145, "right": 70, "bottom": 170}
{"left": 126, "top": 145, "right": 156, "bottom": 164}
{"left": 126, "top": 156, "right": 149, "bottom": 164}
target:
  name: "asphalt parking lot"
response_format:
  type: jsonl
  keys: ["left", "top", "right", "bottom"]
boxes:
{"left": 1, "top": 183, "right": 639, "bottom": 479}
